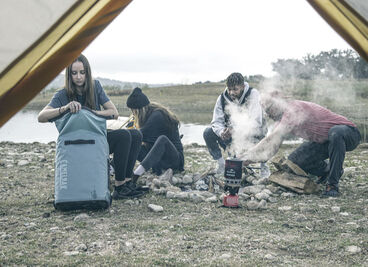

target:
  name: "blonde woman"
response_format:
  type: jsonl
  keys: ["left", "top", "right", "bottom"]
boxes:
{"left": 126, "top": 88, "right": 184, "bottom": 180}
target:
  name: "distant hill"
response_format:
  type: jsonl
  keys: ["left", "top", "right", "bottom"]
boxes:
{"left": 43, "top": 74, "right": 174, "bottom": 91}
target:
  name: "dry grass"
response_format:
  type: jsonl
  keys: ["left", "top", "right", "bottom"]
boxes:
{"left": 1, "top": 142, "right": 368, "bottom": 266}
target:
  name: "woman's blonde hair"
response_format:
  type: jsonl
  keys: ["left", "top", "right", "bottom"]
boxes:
{"left": 133, "top": 102, "right": 180, "bottom": 130}
{"left": 65, "top": 54, "right": 95, "bottom": 109}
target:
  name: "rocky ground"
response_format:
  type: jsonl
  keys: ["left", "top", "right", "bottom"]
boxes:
{"left": 1, "top": 141, "right": 368, "bottom": 266}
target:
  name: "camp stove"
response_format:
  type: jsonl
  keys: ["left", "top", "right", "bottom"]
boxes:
{"left": 223, "top": 158, "right": 243, "bottom": 207}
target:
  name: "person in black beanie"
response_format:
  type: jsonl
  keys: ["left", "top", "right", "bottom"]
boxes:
{"left": 126, "top": 87, "right": 184, "bottom": 182}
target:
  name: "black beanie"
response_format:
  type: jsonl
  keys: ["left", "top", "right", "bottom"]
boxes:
{"left": 126, "top": 87, "right": 150, "bottom": 109}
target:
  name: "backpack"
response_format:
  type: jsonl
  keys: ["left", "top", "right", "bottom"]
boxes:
{"left": 53, "top": 108, "right": 111, "bottom": 210}
{"left": 220, "top": 87, "right": 268, "bottom": 139}
{"left": 220, "top": 87, "right": 253, "bottom": 125}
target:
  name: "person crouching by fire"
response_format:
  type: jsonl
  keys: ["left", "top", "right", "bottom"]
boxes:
{"left": 240, "top": 91, "right": 361, "bottom": 197}
{"left": 203, "top": 72, "right": 270, "bottom": 177}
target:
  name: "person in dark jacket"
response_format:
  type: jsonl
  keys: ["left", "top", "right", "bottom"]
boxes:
{"left": 126, "top": 87, "right": 184, "bottom": 180}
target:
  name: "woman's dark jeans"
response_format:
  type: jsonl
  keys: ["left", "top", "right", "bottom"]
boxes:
{"left": 138, "top": 135, "right": 183, "bottom": 174}
{"left": 107, "top": 129, "right": 142, "bottom": 181}
{"left": 288, "top": 125, "right": 361, "bottom": 187}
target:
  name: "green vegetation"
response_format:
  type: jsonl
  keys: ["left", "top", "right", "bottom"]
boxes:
{"left": 27, "top": 78, "right": 368, "bottom": 140}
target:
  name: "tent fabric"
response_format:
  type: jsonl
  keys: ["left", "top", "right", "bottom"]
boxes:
{"left": 0, "top": 0, "right": 132, "bottom": 127}
{"left": 307, "top": 0, "right": 368, "bottom": 61}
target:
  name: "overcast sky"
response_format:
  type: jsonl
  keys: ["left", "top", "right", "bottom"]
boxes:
{"left": 84, "top": 0, "right": 352, "bottom": 84}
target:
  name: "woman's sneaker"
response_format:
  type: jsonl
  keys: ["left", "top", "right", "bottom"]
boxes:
{"left": 126, "top": 180, "right": 150, "bottom": 192}
{"left": 112, "top": 183, "right": 144, "bottom": 199}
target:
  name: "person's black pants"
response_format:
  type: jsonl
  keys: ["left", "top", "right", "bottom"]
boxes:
{"left": 288, "top": 125, "right": 361, "bottom": 187}
{"left": 203, "top": 127, "right": 231, "bottom": 160}
{"left": 107, "top": 129, "right": 142, "bottom": 181}
{"left": 138, "top": 135, "right": 183, "bottom": 174}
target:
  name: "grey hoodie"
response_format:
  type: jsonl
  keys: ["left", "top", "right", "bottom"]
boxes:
{"left": 210, "top": 82, "right": 263, "bottom": 137}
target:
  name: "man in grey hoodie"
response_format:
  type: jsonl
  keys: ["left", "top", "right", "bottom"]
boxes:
{"left": 203, "top": 72, "right": 270, "bottom": 177}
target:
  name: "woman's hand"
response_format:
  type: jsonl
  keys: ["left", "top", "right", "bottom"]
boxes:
{"left": 67, "top": 101, "right": 82, "bottom": 113}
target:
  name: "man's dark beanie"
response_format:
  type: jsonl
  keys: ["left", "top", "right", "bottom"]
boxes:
{"left": 126, "top": 87, "right": 150, "bottom": 109}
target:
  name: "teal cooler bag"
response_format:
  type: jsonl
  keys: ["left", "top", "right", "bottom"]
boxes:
{"left": 53, "top": 108, "right": 111, "bottom": 210}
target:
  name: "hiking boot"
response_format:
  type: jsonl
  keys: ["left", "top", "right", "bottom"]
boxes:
{"left": 321, "top": 184, "right": 340, "bottom": 198}
{"left": 112, "top": 183, "right": 144, "bottom": 199}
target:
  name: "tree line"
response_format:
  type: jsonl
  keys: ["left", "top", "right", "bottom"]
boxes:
{"left": 271, "top": 49, "right": 368, "bottom": 80}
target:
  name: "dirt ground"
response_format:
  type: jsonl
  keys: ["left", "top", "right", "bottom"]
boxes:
{"left": 1, "top": 141, "right": 368, "bottom": 266}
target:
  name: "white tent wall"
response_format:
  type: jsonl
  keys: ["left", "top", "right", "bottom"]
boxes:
{"left": 0, "top": 0, "right": 132, "bottom": 127}
{"left": 0, "top": 0, "right": 77, "bottom": 74}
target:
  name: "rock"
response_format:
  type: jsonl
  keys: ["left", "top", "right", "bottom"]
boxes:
{"left": 205, "top": 196, "right": 217, "bottom": 203}
{"left": 266, "top": 184, "right": 280, "bottom": 193}
{"left": 331, "top": 206, "right": 340, "bottom": 213}
{"left": 246, "top": 200, "right": 260, "bottom": 210}
{"left": 264, "top": 254, "right": 275, "bottom": 260}
{"left": 74, "top": 213, "right": 90, "bottom": 222}
{"left": 75, "top": 244, "right": 87, "bottom": 251}
{"left": 258, "top": 199, "right": 267, "bottom": 209}
{"left": 255, "top": 192, "right": 270, "bottom": 201}
{"left": 49, "top": 227, "right": 59, "bottom": 232}
{"left": 281, "top": 192, "right": 297, "bottom": 197}
{"left": 189, "top": 193, "right": 205, "bottom": 203}
{"left": 182, "top": 175, "right": 193, "bottom": 184}
{"left": 17, "top": 160, "right": 29, "bottom": 166}
{"left": 346, "top": 245, "right": 361, "bottom": 254}
{"left": 124, "top": 200, "right": 135, "bottom": 205}
{"left": 238, "top": 193, "right": 250, "bottom": 200}
{"left": 159, "top": 168, "right": 173, "bottom": 181}
{"left": 262, "top": 189, "right": 273, "bottom": 195}
{"left": 148, "top": 204, "right": 163, "bottom": 212}
{"left": 152, "top": 178, "right": 161, "bottom": 187}
{"left": 123, "top": 241, "right": 134, "bottom": 252}
{"left": 166, "top": 191, "right": 176, "bottom": 199}
{"left": 253, "top": 177, "right": 269, "bottom": 185}
{"left": 340, "top": 212, "right": 349, "bottom": 216}
{"left": 170, "top": 176, "right": 180, "bottom": 185}
{"left": 268, "top": 197, "right": 278, "bottom": 203}
{"left": 63, "top": 251, "right": 79, "bottom": 256}
{"left": 153, "top": 188, "right": 168, "bottom": 195}
{"left": 241, "top": 185, "right": 265, "bottom": 195}
{"left": 24, "top": 222, "right": 36, "bottom": 228}
{"left": 278, "top": 206, "right": 292, "bottom": 211}
{"left": 346, "top": 222, "right": 359, "bottom": 228}
{"left": 198, "top": 191, "right": 214, "bottom": 198}
{"left": 219, "top": 253, "right": 232, "bottom": 259}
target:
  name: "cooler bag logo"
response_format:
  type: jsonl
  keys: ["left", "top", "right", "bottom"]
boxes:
{"left": 59, "top": 160, "right": 68, "bottom": 190}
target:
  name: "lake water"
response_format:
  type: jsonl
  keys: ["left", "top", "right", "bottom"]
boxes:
{"left": 0, "top": 110, "right": 208, "bottom": 145}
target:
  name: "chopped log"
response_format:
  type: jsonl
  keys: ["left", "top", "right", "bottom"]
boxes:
{"left": 213, "top": 176, "right": 225, "bottom": 189}
{"left": 271, "top": 155, "right": 308, "bottom": 177}
{"left": 208, "top": 177, "right": 214, "bottom": 193}
{"left": 269, "top": 171, "right": 319, "bottom": 194}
